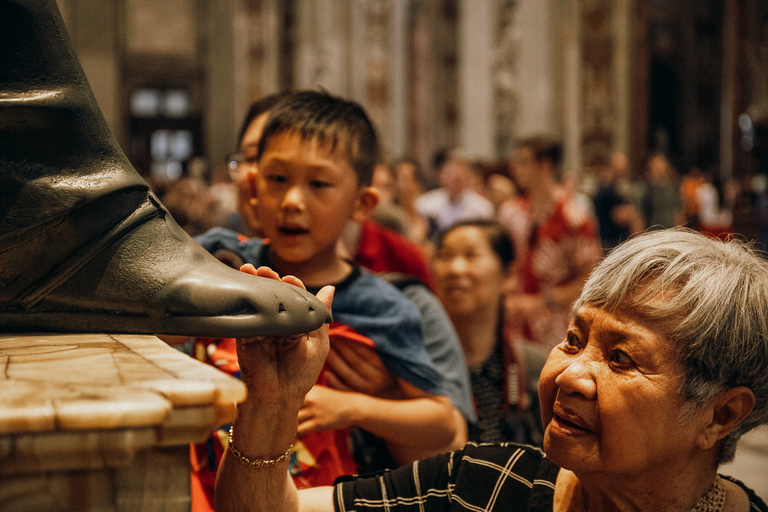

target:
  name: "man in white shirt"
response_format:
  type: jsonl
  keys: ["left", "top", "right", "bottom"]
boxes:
{"left": 415, "top": 148, "right": 494, "bottom": 237}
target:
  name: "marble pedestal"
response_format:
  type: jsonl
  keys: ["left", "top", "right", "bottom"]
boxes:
{"left": 0, "top": 334, "right": 247, "bottom": 511}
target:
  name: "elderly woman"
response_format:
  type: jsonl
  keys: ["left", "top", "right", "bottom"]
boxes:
{"left": 216, "top": 228, "right": 768, "bottom": 511}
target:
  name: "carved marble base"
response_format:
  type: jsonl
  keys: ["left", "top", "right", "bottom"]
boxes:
{"left": 0, "top": 334, "right": 247, "bottom": 511}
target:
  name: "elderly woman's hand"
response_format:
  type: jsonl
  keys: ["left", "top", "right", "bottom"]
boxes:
{"left": 236, "top": 264, "right": 334, "bottom": 408}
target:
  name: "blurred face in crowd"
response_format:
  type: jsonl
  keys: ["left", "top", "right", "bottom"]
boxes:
{"left": 236, "top": 111, "right": 270, "bottom": 235}
{"left": 484, "top": 173, "right": 517, "bottom": 211}
{"left": 439, "top": 159, "right": 472, "bottom": 199}
{"left": 395, "top": 161, "right": 422, "bottom": 205}
{"left": 433, "top": 225, "right": 506, "bottom": 318}
{"left": 510, "top": 146, "right": 538, "bottom": 191}
{"left": 610, "top": 152, "right": 629, "bottom": 181}
{"left": 371, "top": 164, "right": 396, "bottom": 205}
{"left": 648, "top": 154, "right": 670, "bottom": 182}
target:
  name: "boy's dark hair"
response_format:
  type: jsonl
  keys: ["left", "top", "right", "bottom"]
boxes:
{"left": 256, "top": 90, "right": 380, "bottom": 186}
{"left": 517, "top": 135, "right": 563, "bottom": 176}
{"left": 237, "top": 92, "right": 292, "bottom": 145}
{"left": 436, "top": 219, "right": 515, "bottom": 268}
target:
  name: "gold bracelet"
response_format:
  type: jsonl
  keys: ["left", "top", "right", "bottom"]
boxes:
{"left": 227, "top": 425, "right": 294, "bottom": 469}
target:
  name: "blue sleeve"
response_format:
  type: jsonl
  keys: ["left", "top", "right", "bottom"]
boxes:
{"left": 194, "top": 227, "right": 265, "bottom": 267}
{"left": 401, "top": 283, "right": 476, "bottom": 423}
{"left": 331, "top": 274, "right": 445, "bottom": 395}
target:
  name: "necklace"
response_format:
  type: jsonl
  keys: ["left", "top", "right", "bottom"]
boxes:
{"left": 690, "top": 476, "right": 726, "bottom": 512}
{"left": 579, "top": 476, "right": 725, "bottom": 512}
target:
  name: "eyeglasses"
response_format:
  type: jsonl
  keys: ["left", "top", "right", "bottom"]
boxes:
{"left": 225, "top": 151, "right": 258, "bottom": 180}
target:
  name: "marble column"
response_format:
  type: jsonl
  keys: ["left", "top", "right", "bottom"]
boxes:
{"left": 514, "top": 0, "right": 560, "bottom": 141}
{"left": 458, "top": 0, "right": 496, "bottom": 159}
{"left": 389, "top": 0, "right": 409, "bottom": 160}
{"left": 294, "top": 0, "right": 350, "bottom": 95}
{"left": 410, "top": 0, "right": 458, "bottom": 171}
{"left": 361, "top": 0, "right": 394, "bottom": 160}
{"left": 720, "top": 0, "right": 738, "bottom": 181}
{"left": 233, "top": 0, "right": 286, "bottom": 122}
{"left": 561, "top": 0, "right": 582, "bottom": 173}
{"left": 612, "top": 0, "right": 632, "bottom": 160}
{"left": 493, "top": 0, "right": 521, "bottom": 159}
{"left": 55, "top": 0, "right": 121, "bottom": 141}
{"left": 205, "top": 0, "right": 238, "bottom": 164}
{"left": 579, "top": 0, "right": 616, "bottom": 170}
{"left": 562, "top": 0, "right": 634, "bottom": 174}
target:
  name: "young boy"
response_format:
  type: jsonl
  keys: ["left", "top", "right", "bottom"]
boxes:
{"left": 196, "top": 91, "right": 463, "bottom": 492}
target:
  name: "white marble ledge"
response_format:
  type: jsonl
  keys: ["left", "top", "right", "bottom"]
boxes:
{"left": 0, "top": 334, "right": 247, "bottom": 434}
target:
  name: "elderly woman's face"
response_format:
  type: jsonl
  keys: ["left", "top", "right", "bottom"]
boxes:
{"left": 539, "top": 305, "right": 704, "bottom": 476}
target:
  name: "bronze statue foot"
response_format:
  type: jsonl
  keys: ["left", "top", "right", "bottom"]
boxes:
{"left": 0, "top": 0, "right": 330, "bottom": 337}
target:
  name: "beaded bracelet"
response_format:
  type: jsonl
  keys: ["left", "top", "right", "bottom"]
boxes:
{"left": 227, "top": 425, "right": 294, "bottom": 469}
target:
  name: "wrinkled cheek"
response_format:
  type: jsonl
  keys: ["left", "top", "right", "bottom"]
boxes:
{"left": 539, "top": 348, "right": 570, "bottom": 421}
{"left": 538, "top": 365, "right": 559, "bottom": 427}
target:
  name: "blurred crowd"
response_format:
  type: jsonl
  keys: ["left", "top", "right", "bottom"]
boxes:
{"left": 153, "top": 141, "right": 768, "bottom": 259}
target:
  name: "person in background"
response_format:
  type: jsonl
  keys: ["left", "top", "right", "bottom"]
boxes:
{"left": 393, "top": 157, "right": 432, "bottom": 252}
{"left": 498, "top": 135, "right": 601, "bottom": 349}
{"left": 697, "top": 173, "right": 736, "bottom": 240}
{"left": 592, "top": 152, "right": 644, "bottom": 253}
{"left": 215, "top": 228, "right": 768, "bottom": 512}
{"left": 680, "top": 164, "right": 705, "bottom": 230}
{"left": 635, "top": 151, "right": 684, "bottom": 229}
{"left": 368, "top": 162, "right": 411, "bottom": 235}
{"left": 477, "top": 159, "right": 518, "bottom": 214}
{"left": 225, "top": 92, "right": 292, "bottom": 238}
{"left": 339, "top": 164, "right": 476, "bottom": 436}
{"left": 415, "top": 147, "right": 494, "bottom": 240}
{"left": 433, "top": 220, "right": 547, "bottom": 446}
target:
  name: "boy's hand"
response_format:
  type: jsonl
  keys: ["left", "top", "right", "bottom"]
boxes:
{"left": 323, "top": 338, "right": 400, "bottom": 399}
{"left": 297, "top": 385, "right": 354, "bottom": 435}
{"left": 236, "top": 264, "right": 334, "bottom": 407}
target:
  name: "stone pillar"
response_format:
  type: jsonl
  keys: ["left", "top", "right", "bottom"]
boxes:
{"left": 458, "top": 0, "right": 496, "bottom": 159}
{"left": 515, "top": 0, "right": 559, "bottom": 140}
{"left": 410, "top": 1, "right": 458, "bottom": 171}
{"left": 493, "top": 0, "right": 521, "bottom": 159}
{"left": 56, "top": 0, "right": 121, "bottom": 139}
{"left": 612, "top": 0, "right": 632, "bottom": 159}
{"left": 562, "top": 0, "right": 634, "bottom": 174}
{"left": 561, "top": 0, "right": 581, "bottom": 172}
{"left": 362, "top": 0, "right": 394, "bottom": 160}
{"left": 205, "top": 0, "right": 238, "bottom": 164}
{"left": 720, "top": 0, "right": 739, "bottom": 181}
{"left": 410, "top": 1, "right": 439, "bottom": 168}
{"left": 294, "top": 0, "right": 350, "bottom": 95}
{"left": 390, "top": 0, "right": 409, "bottom": 160}
{"left": 232, "top": 0, "right": 286, "bottom": 124}
{"left": 579, "top": 0, "right": 616, "bottom": 170}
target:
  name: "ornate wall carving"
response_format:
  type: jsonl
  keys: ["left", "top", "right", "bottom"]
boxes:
{"left": 493, "top": 0, "right": 520, "bottom": 158}
{"left": 365, "top": 0, "right": 393, "bottom": 158}
{"left": 580, "top": 0, "right": 615, "bottom": 168}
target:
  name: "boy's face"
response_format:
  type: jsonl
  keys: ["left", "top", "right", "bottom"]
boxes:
{"left": 254, "top": 130, "right": 378, "bottom": 265}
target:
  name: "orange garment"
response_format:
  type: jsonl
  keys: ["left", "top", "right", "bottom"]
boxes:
{"left": 680, "top": 175, "right": 704, "bottom": 217}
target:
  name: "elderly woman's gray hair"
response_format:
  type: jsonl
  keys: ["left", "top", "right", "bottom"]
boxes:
{"left": 575, "top": 228, "right": 768, "bottom": 463}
